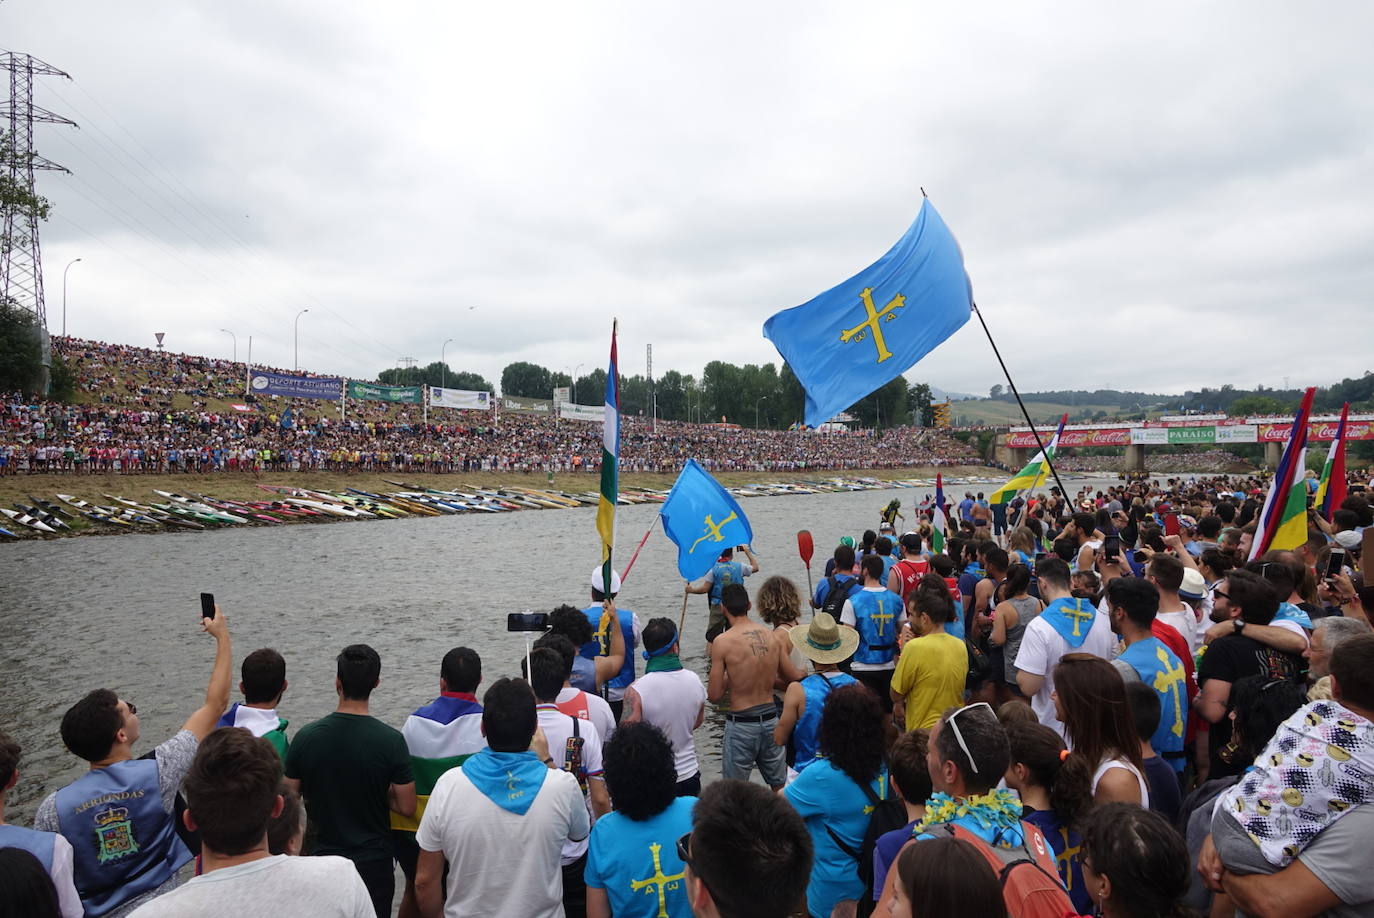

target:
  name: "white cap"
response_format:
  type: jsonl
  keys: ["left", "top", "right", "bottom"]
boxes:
{"left": 591, "top": 566, "right": 622, "bottom": 594}
{"left": 1334, "top": 530, "right": 1361, "bottom": 551}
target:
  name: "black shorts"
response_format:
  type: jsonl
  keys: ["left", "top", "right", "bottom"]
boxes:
{"left": 392, "top": 830, "right": 420, "bottom": 882}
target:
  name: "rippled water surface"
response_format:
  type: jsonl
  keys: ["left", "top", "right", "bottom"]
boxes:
{"left": 1, "top": 475, "right": 1127, "bottom": 822}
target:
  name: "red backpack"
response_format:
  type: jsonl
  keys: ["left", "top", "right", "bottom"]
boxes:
{"left": 924, "top": 820, "right": 1076, "bottom": 918}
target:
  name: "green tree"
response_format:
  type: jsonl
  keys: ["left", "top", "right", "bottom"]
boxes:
{"left": 907, "top": 381, "right": 935, "bottom": 427}
{"left": 656, "top": 370, "right": 687, "bottom": 421}
{"left": 500, "top": 361, "right": 553, "bottom": 398}
{"left": 990, "top": 383, "right": 1004, "bottom": 399}
{"left": 847, "top": 377, "right": 910, "bottom": 428}
{"left": 575, "top": 368, "right": 607, "bottom": 405}
{"left": 778, "top": 363, "right": 806, "bottom": 427}
{"left": 378, "top": 363, "right": 493, "bottom": 391}
{"left": 2, "top": 131, "right": 51, "bottom": 258}
{"left": 0, "top": 299, "right": 42, "bottom": 393}
{"left": 1229, "top": 394, "right": 1292, "bottom": 416}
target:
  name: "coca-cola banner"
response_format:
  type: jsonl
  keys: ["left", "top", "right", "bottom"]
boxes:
{"left": 1006, "top": 428, "right": 1130, "bottom": 448}
{"left": 1258, "top": 420, "right": 1374, "bottom": 442}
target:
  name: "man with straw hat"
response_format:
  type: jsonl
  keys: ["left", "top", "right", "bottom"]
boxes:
{"left": 772, "top": 614, "right": 859, "bottom": 773}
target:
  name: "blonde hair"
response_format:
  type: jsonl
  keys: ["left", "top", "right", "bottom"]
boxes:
{"left": 757, "top": 576, "right": 802, "bottom": 627}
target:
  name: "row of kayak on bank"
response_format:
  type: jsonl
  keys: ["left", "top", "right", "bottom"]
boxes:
{"left": 0, "top": 473, "right": 1014, "bottom": 540}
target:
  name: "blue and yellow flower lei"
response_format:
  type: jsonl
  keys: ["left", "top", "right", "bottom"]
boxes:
{"left": 913, "top": 789, "right": 1024, "bottom": 838}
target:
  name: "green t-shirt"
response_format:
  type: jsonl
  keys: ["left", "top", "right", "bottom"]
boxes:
{"left": 284, "top": 712, "right": 413, "bottom": 862}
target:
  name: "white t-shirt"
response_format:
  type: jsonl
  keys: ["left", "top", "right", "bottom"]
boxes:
{"left": 1156, "top": 603, "right": 1200, "bottom": 656}
{"left": 128, "top": 855, "right": 372, "bottom": 918}
{"left": 536, "top": 705, "right": 604, "bottom": 864}
{"left": 1013, "top": 607, "right": 1116, "bottom": 738}
{"left": 841, "top": 586, "right": 908, "bottom": 672}
{"left": 630, "top": 668, "right": 708, "bottom": 781}
{"left": 416, "top": 763, "right": 588, "bottom": 918}
{"left": 555, "top": 686, "right": 617, "bottom": 746}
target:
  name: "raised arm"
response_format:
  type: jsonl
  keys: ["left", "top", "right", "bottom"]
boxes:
{"left": 592, "top": 600, "right": 626, "bottom": 685}
{"left": 182, "top": 605, "right": 233, "bottom": 740}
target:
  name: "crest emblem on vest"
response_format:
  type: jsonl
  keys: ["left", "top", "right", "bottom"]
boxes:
{"left": 94, "top": 806, "right": 139, "bottom": 863}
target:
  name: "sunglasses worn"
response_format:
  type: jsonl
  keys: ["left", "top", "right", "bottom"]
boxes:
{"left": 1212, "top": 590, "right": 1230, "bottom": 601}
{"left": 946, "top": 702, "right": 994, "bottom": 775}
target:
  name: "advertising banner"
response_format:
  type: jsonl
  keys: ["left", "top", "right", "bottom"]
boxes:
{"left": 248, "top": 370, "right": 343, "bottom": 400}
{"left": 501, "top": 395, "right": 553, "bottom": 414}
{"left": 346, "top": 381, "right": 423, "bottom": 404}
{"left": 1167, "top": 426, "right": 1215, "bottom": 444}
{"left": 559, "top": 402, "right": 604, "bottom": 422}
{"left": 1215, "top": 424, "right": 1258, "bottom": 443}
{"left": 1130, "top": 428, "right": 1168, "bottom": 445}
{"left": 1007, "top": 428, "right": 1130, "bottom": 448}
{"left": 1260, "top": 420, "right": 1374, "bottom": 442}
{"left": 429, "top": 387, "right": 493, "bottom": 410}
{"left": 552, "top": 387, "right": 571, "bottom": 405}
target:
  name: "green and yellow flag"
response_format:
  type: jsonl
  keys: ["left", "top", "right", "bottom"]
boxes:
{"left": 989, "top": 414, "right": 1066, "bottom": 506}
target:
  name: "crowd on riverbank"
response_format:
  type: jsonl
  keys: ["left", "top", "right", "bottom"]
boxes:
{"left": 0, "top": 338, "right": 986, "bottom": 476}
{"left": 1053, "top": 450, "right": 1248, "bottom": 474}
{"left": 4, "top": 472, "right": 1373, "bottom": 917}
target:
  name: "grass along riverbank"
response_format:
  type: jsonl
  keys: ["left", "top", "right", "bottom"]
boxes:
{"left": 0, "top": 465, "right": 1001, "bottom": 540}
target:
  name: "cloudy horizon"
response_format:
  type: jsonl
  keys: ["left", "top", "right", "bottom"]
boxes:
{"left": 4, "top": 1, "right": 1372, "bottom": 397}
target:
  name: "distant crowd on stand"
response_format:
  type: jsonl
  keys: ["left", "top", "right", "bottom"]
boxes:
{"left": 5, "top": 468, "right": 1374, "bottom": 917}
{"left": 0, "top": 337, "right": 985, "bottom": 477}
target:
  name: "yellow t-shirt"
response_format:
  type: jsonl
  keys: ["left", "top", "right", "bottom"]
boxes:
{"left": 890, "top": 631, "right": 969, "bottom": 731}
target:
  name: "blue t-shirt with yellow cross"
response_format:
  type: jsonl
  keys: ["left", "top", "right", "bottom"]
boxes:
{"left": 784, "top": 758, "right": 889, "bottom": 918}
{"left": 585, "top": 796, "right": 696, "bottom": 918}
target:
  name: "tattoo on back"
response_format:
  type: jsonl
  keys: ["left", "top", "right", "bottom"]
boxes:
{"left": 745, "top": 630, "right": 770, "bottom": 657}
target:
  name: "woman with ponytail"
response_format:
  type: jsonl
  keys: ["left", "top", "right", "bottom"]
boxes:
{"left": 1054, "top": 653, "right": 1149, "bottom": 806}
{"left": 1005, "top": 721, "right": 1094, "bottom": 915}
{"left": 1080, "top": 803, "right": 1196, "bottom": 918}
{"left": 891, "top": 574, "right": 969, "bottom": 731}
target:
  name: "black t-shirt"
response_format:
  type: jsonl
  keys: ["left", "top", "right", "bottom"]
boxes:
{"left": 1197, "top": 634, "right": 1303, "bottom": 779}
{"left": 284, "top": 712, "right": 413, "bottom": 862}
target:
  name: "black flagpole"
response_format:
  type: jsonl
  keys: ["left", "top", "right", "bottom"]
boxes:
{"left": 971, "top": 301, "right": 1074, "bottom": 506}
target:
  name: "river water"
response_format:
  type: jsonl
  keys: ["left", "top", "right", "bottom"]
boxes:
{"left": 0, "top": 473, "right": 1138, "bottom": 824}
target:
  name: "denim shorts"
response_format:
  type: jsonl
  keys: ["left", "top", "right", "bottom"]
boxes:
{"left": 722, "top": 705, "right": 787, "bottom": 789}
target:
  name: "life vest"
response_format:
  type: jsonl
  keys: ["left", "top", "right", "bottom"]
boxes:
{"left": 709, "top": 561, "right": 745, "bottom": 607}
{"left": 55, "top": 760, "right": 192, "bottom": 917}
{"left": 0, "top": 824, "right": 56, "bottom": 871}
{"left": 794, "top": 673, "right": 858, "bottom": 770}
{"left": 1117, "top": 637, "right": 1187, "bottom": 768}
{"left": 849, "top": 590, "right": 900, "bottom": 666}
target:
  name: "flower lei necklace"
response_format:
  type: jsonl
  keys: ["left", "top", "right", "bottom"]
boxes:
{"left": 913, "top": 789, "right": 1024, "bottom": 836}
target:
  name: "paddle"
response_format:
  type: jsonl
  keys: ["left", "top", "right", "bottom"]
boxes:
{"left": 797, "top": 529, "right": 815, "bottom": 601}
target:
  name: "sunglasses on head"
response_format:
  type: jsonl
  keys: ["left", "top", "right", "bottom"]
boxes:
{"left": 946, "top": 702, "right": 994, "bottom": 774}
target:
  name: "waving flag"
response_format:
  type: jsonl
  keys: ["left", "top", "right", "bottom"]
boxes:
{"left": 931, "top": 472, "right": 948, "bottom": 555}
{"left": 1315, "top": 403, "right": 1349, "bottom": 521}
{"left": 989, "top": 414, "right": 1067, "bottom": 506}
{"left": 1251, "top": 388, "right": 1316, "bottom": 560}
{"left": 597, "top": 322, "right": 620, "bottom": 595}
{"left": 763, "top": 199, "right": 973, "bottom": 428}
{"left": 659, "top": 459, "right": 755, "bottom": 581}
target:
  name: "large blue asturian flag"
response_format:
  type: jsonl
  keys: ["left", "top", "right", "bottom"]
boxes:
{"left": 660, "top": 459, "right": 754, "bottom": 581}
{"left": 763, "top": 199, "right": 973, "bottom": 428}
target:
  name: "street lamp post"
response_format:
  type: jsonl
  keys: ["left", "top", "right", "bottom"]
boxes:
{"left": 61, "top": 258, "right": 82, "bottom": 337}
{"left": 293, "top": 308, "right": 309, "bottom": 371}
{"left": 572, "top": 363, "right": 584, "bottom": 404}
{"left": 440, "top": 338, "right": 453, "bottom": 390}
{"left": 755, "top": 395, "right": 769, "bottom": 429}
{"left": 220, "top": 329, "right": 237, "bottom": 363}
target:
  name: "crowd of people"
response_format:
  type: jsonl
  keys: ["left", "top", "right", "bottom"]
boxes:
{"left": 0, "top": 337, "right": 986, "bottom": 476}
{"left": 3, "top": 470, "right": 1373, "bottom": 917}
{"left": 1054, "top": 451, "right": 1248, "bottom": 474}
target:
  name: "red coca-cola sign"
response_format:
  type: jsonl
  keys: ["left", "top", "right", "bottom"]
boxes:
{"left": 1006, "top": 428, "right": 1130, "bottom": 448}
{"left": 1258, "top": 420, "right": 1374, "bottom": 442}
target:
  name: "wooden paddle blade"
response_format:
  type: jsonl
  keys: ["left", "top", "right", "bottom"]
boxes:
{"left": 797, "top": 529, "right": 814, "bottom": 566}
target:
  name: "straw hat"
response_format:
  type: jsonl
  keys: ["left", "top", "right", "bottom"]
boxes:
{"left": 790, "top": 613, "right": 860, "bottom": 664}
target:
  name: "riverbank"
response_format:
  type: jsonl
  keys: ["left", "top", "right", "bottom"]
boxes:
{"left": 0, "top": 464, "right": 1002, "bottom": 539}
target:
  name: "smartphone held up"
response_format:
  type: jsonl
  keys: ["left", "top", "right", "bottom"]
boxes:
{"left": 200, "top": 592, "right": 216, "bottom": 620}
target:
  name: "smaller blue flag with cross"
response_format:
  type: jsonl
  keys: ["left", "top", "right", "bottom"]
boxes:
{"left": 660, "top": 459, "right": 754, "bottom": 581}
{"left": 763, "top": 199, "right": 973, "bottom": 428}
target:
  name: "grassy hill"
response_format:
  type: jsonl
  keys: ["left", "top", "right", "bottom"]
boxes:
{"left": 949, "top": 398, "right": 1162, "bottom": 426}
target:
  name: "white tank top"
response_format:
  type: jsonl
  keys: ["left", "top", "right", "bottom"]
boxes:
{"left": 632, "top": 669, "right": 708, "bottom": 781}
{"left": 1091, "top": 756, "right": 1150, "bottom": 807}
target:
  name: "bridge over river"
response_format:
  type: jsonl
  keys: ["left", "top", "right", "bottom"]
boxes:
{"left": 993, "top": 413, "right": 1372, "bottom": 472}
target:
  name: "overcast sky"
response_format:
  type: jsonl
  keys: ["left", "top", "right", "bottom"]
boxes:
{"left": 4, "top": 2, "right": 1372, "bottom": 396}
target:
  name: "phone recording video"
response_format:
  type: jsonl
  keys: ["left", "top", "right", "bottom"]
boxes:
{"left": 199, "top": 592, "right": 216, "bottom": 620}
{"left": 507, "top": 611, "right": 549, "bottom": 633}
{"left": 1326, "top": 549, "right": 1347, "bottom": 580}
{"left": 1103, "top": 535, "right": 1120, "bottom": 562}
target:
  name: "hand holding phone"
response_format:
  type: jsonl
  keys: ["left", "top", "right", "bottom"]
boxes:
{"left": 200, "top": 592, "right": 216, "bottom": 620}
{"left": 1164, "top": 512, "right": 1180, "bottom": 538}
{"left": 507, "top": 611, "right": 549, "bottom": 633}
{"left": 1326, "top": 548, "right": 1347, "bottom": 579}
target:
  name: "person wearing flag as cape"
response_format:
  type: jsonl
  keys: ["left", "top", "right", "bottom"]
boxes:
{"left": 1012, "top": 558, "right": 1116, "bottom": 739}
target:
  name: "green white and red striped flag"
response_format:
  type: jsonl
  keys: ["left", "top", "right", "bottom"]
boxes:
{"left": 596, "top": 321, "right": 620, "bottom": 593}
{"left": 1315, "top": 402, "right": 1349, "bottom": 521}
{"left": 1251, "top": 387, "right": 1315, "bottom": 560}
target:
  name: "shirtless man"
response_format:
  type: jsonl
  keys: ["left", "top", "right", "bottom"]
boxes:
{"left": 708, "top": 583, "right": 789, "bottom": 789}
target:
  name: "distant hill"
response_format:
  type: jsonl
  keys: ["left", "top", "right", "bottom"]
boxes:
{"left": 948, "top": 389, "right": 1171, "bottom": 426}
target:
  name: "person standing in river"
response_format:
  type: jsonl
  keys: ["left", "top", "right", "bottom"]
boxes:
{"left": 708, "top": 584, "right": 791, "bottom": 789}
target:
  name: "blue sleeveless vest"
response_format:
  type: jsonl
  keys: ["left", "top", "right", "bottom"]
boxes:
{"left": 794, "top": 672, "right": 858, "bottom": 771}
{"left": 607, "top": 608, "right": 638, "bottom": 690}
{"left": 0, "top": 824, "right": 56, "bottom": 871}
{"left": 55, "top": 759, "right": 192, "bottom": 917}
{"left": 570, "top": 655, "right": 597, "bottom": 693}
{"left": 849, "top": 589, "right": 900, "bottom": 666}
{"left": 709, "top": 561, "right": 745, "bottom": 607}
{"left": 1117, "top": 637, "right": 1187, "bottom": 769}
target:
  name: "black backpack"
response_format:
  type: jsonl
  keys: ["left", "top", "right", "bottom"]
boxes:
{"left": 820, "top": 575, "right": 857, "bottom": 620}
{"left": 824, "top": 776, "right": 908, "bottom": 918}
